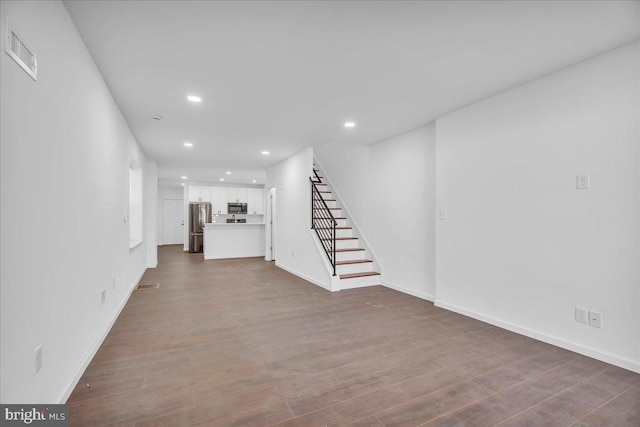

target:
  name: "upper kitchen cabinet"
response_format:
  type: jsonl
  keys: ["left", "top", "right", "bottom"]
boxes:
{"left": 211, "top": 187, "right": 227, "bottom": 214}
{"left": 248, "top": 188, "right": 264, "bottom": 215}
{"left": 227, "top": 187, "right": 248, "bottom": 204}
{"left": 189, "top": 185, "right": 212, "bottom": 202}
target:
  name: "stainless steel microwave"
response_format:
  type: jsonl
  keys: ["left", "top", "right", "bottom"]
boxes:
{"left": 227, "top": 202, "right": 247, "bottom": 214}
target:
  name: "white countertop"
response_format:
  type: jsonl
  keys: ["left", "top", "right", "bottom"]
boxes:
{"left": 205, "top": 222, "right": 265, "bottom": 226}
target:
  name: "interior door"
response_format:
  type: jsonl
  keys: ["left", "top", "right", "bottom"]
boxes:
{"left": 162, "top": 199, "right": 184, "bottom": 245}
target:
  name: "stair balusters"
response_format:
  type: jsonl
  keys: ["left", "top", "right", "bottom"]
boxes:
{"left": 310, "top": 176, "right": 337, "bottom": 276}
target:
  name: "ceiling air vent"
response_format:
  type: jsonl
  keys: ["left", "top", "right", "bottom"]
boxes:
{"left": 5, "top": 19, "right": 37, "bottom": 81}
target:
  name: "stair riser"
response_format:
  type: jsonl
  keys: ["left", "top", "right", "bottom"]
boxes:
{"left": 313, "top": 210, "right": 342, "bottom": 221}
{"left": 317, "top": 208, "right": 340, "bottom": 216}
{"left": 336, "top": 262, "right": 374, "bottom": 275}
{"left": 314, "top": 228, "right": 353, "bottom": 238}
{"left": 335, "top": 218, "right": 348, "bottom": 227}
{"left": 339, "top": 274, "right": 381, "bottom": 290}
{"left": 335, "top": 239, "right": 358, "bottom": 250}
{"left": 335, "top": 251, "right": 365, "bottom": 262}
{"left": 313, "top": 199, "right": 336, "bottom": 209}
{"left": 337, "top": 229, "right": 353, "bottom": 238}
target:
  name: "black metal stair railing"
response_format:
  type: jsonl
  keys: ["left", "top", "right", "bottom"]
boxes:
{"left": 312, "top": 168, "right": 323, "bottom": 183}
{"left": 310, "top": 177, "right": 337, "bottom": 276}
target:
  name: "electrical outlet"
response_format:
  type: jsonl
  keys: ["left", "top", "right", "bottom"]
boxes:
{"left": 576, "top": 173, "right": 590, "bottom": 190}
{"left": 589, "top": 311, "right": 602, "bottom": 328}
{"left": 291, "top": 251, "right": 295, "bottom": 258}
{"left": 439, "top": 209, "right": 447, "bottom": 220}
{"left": 35, "top": 345, "right": 43, "bottom": 373}
{"left": 101, "top": 289, "right": 106, "bottom": 304}
{"left": 112, "top": 276, "right": 116, "bottom": 290}
{"left": 575, "top": 307, "right": 588, "bottom": 324}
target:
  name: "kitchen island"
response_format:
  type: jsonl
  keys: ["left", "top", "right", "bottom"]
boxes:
{"left": 203, "top": 223, "right": 265, "bottom": 260}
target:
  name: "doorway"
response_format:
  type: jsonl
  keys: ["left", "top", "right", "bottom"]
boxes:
{"left": 265, "top": 187, "right": 277, "bottom": 261}
{"left": 162, "top": 199, "right": 184, "bottom": 245}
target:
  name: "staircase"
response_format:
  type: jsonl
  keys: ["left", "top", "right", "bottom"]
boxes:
{"left": 310, "top": 164, "right": 381, "bottom": 290}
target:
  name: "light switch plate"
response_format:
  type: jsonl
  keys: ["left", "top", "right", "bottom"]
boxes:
{"left": 577, "top": 173, "right": 590, "bottom": 189}
{"left": 439, "top": 209, "right": 447, "bottom": 220}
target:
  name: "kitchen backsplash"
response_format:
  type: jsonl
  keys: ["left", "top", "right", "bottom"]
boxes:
{"left": 210, "top": 214, "right": 264, "bottom": 224}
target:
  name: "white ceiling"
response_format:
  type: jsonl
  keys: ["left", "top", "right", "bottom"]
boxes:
{"left": 63, "top": 1, "right": 640, "bottom": 187}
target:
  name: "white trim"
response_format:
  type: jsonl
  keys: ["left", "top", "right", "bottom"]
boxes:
{"left": 382, "top": 281, "right": 435, "bottom": 302}
{"left": 275, "top": 261, "right": 334, "bottom": 292}
{"left": 435, "top": 299, "right": 640, "bottom": 374}
{"left": 59, "top": 268, "right": 146, "bottom": 403}
{"left": 308, "top": 228, "right": 340, "bottom": 291}
{"left": 129, "top": 239, "right": 143, "bottom": 250}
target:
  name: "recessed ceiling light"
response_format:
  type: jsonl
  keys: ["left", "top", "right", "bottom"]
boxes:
{"left": 226, "top": 171, "right": 231, "bottom": 175}
{"left": 344, "top": 122, "right": 356, "bottom": 128}
{"left": 187, "top": 95, "right": 201, "bottom": 103}
{"left": 181, "top": 176, "right": 187, "bottom": 180}
{"left": 183, "top": 142, "right": 193, "bottom": 147}
{"left": 261, "top": 151, "right": 270, "bottom": 155}
{"left": 252, "top": 180, "right": 257, "bottom": 183}
{"left": 219, "top": 178, "right": 225, "bottom": 181}
{"left": 181, "top": 183, "right": 185, "bottom": 186}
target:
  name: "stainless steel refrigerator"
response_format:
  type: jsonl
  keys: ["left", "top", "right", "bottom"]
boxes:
{"left": 189, "top": 203, "right": 212, "bottom": 253}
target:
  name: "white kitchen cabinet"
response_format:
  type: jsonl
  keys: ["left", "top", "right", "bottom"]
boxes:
{"left": 248, "top": 188, "right": 264, "bottom": 215}
{"left": 200, "top": 186, "right": 212, "bottom": 202}
{"left": 226, "top": 187, "right": 248, "bottom": 203}
{"left": 192, "top": 185, "right": 260, "bottom": 213}
{"left": 188, "top": 185, "right": 201, "bottom": 202}
{"left": 212, "top": 187, "right": 228, "bottom": 214}
{"left": 188, "top": 185, "right": 212, "bottom": 202}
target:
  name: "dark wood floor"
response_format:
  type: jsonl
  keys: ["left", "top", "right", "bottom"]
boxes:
{"left": 68, "top": 245, "right": 640, "bottom": 426}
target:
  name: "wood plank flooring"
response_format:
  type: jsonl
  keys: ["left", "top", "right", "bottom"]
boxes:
{"left": 67, "top": 245, "right": 640, "bottom": 426}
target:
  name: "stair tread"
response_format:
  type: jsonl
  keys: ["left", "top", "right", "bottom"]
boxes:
{"left": 313, "top": 208, "right": 341, "bottom": 210}
{"left": 339, "top": 271, "right": 381, "bottom": 279}
{"left": 316, "top": 227, "right": 352, "bottom": 230}
{"left": 335, "top": 248, "right": 365, "bottom": 252}
{"left": 336, "top": 259, "right": 373, "bottom": 265}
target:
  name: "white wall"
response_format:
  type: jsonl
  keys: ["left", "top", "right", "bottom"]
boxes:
{"left": 315, "top": 125, "right": 437, "bottom": 299}
{"left": 0, "top": 0, "right": 157, "bottom": 403}
{"left": 146, "top": 160, "right": 158, "bottom": 267}
{"left": 435, "top": 41, "right": 640, "bottom": 372}
{"left": 314, "top": 144, "right": 370, "bottom": 232}
{"left": 368, "top": 125, "right": 436, "bottom": 299}
{"left": 266, "top": 148, "right": 332, "bottom": 289}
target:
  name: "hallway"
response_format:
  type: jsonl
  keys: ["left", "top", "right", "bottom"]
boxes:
{"left": 67, "top": 246, "right": 640, "bottom": 426}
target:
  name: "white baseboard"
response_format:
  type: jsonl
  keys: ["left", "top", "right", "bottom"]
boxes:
{"left": 382, "top": 281, "right": 435, "bottom": 302}
{"left": 435, "top": 299, "right": 640, "bottom": 374}
{"left": 59, "top": 268, "right": 146, "bottom": 403}
{"left": 275, "top": 262, "right": 333, "bottom": 291}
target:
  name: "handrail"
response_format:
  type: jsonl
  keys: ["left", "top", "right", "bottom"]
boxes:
{"left": 310, "top": 177, "right": 337, "bottom": 276}
{"left": 312, "top": 168, "right": 322, "bottom": 183}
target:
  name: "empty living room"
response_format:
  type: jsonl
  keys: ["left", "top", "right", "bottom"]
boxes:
{"left": 1, "top": 0, "right": 639, "bottom": 426}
